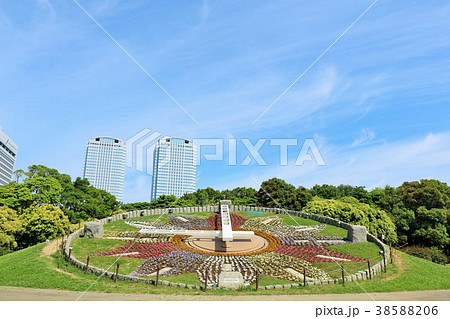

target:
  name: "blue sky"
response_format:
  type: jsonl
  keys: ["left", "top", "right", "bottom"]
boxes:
{"left": 1, "top": 0, "right": 450, "bottom": 203}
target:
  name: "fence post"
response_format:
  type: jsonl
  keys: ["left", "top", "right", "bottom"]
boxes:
{"left": 383, "top": 253, "right": 387, "bottom": 273}
{"left": 155, "top": 265, "right": 160, "bottom": 287}
{"left": 341, "top": 265, "right": 345, "bottom": 287}
{"left": 303, "top": 268, "right": 307, "bottom": 287}
{"left": 115, "top": 262, "right": 120, "bottom": 282}
{"left": 204, "top": 269, "right": 208, "bottom": 292}
{"left": 255, "top": 271, "right": 259, "bottom": 291}
{"left": 85, "top": 256, "right": 90, "bottom": 273}
{"left": 367, "top": 260, "right": 372, "bottom": 280}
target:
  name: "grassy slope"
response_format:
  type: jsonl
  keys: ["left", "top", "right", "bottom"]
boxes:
{"left": 71, "top": 238, "right": 145, "bottom": 275}
{"left": 0, "top": 243, "right": 449, "bottom": 295}
{"left": 313, "top": 242, "right": 382, "bottom": 278}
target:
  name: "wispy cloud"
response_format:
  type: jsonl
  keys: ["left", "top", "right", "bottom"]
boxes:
{"left": 351, "top": 128, "right": 376, "bottom": 148}
{"left": 224, "top": 131, "right": 450, "bottom": 191}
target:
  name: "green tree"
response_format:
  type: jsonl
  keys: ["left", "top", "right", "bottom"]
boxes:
{"left": 256, "top": 178, "right": 300, "bottom": 210}
{"left": 296, "top": 186, "right": 312, "bottom": 209}
{"left": 13, "top": 169, "right": 26, "bottom": 183}
{"left": 0, "top": 182, "right": 33, "bottom": 212}
{"left": 150, "top": 195, "right": 178, "bottom": 208}
{"left": 68, "top": 177, "right": 119, "bottom": 220}
{"left": 25, "top": 177, "right": 63, "bottom": 206}
{"left": 304, "top": 197, "right": 397, "bottom": 243}
{"left": 0, "top": 206, "right": 21, "bottom": 255}
{"left": 411, "top": 207, "right": 450, "bottom": 249}
{"left": 398, "top": 179, "right": 450, "bottom": 211}
{"left": 310, "top": 184, "right": 339, "bottom": 199}
{"left": 389, "top": 206, "right": 415, "bottom": 243}
{"left": 18, "top": 204, "right": 70, "bottom": 247}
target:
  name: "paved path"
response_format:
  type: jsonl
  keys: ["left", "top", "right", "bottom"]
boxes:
{"left": 0, "top": 286, "right": 449, "bottom": 301}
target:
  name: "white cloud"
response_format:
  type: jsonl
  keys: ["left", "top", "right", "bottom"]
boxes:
{"left": 351, "top": 128, "right": 376, "bottom": 148}
{"left": 216, "top": 131, "right": 450, "bottom": 191}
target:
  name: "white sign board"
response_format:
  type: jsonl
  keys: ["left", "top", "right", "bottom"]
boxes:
{"left": 223, "top": 278, "right": 240, "bottom": 284}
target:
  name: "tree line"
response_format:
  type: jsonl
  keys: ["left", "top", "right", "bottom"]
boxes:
{"left": 0, "top": 165, "right": 449, "bottom": 264}
{"left": 0, "top": 165, "right": 119, "bottom": 255}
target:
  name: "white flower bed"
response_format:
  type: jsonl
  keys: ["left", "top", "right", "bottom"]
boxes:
{"left": 247, "top": 252, "right": 330, "bottom": 282}
{"left": 196, "top": 255, "right": 259, "bottom": 286}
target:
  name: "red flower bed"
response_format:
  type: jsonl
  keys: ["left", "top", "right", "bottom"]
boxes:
{"left": 275, "top": 245, "right": 369, "bottom": 263}
{"left": 206, "top": 213, "right": 246, "bottom": 229}
{"left": 91, "top": 242, "right": 181, "bottom": 259}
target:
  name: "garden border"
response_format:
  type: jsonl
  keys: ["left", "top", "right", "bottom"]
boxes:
{"left": 63, "top": 205, "right": 390, "bottom": 290}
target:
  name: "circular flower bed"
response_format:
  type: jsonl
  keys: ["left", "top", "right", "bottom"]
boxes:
{"left": 89, "top": 213, "right": 371, "bottom": 286}
{"left": 170, "top": 229, "right": 281, "bottom": 257}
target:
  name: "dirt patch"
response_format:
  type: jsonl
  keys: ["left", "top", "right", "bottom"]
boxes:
{"left": 40, "top": 239, "right": 81, "bottom": 280}
{"left": 381, "top": 251, "right": 406, "bottom": 282}
{"left": 41, "top": 239, "right": 60, "bottom": 258}
{"left": 52, "top": 267, "right": 80, "bottom": 279}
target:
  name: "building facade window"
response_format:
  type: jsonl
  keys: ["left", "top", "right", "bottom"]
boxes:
{"left": 0, "top": 129, "right": 18, "bottom": 186}
{"left": 82, "top": 136, "right": 126, "bottom": 202}
{"left": 151, "top": 137, "right": 197, "bottom": 200}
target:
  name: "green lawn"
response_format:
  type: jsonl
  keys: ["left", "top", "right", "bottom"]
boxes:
{"left": 71, "top": 238, "right": 145, "bottom": 275}
{"left": 104, "top": 212, "right": 214, "bottom": 234}
{"left": 258, "top": 276, "right": 296, "bottom": 286}
{"left": 277, "top": 215, "right": 347, "bottom": 237}
{"left": 0, "top": 243, "right": 450, "bottom": 296}
{"left": 313, "top": 242, "right": 383, "bottom": 278}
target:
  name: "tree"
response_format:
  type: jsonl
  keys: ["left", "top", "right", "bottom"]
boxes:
{"left": 304, "top": 197, "right": 397, "bottom": 243}
{"left": 369, "top": 186, "right": 399, "bottom": 212}
{"left": 18, "top": 204, "right": 70, "bottom": 247}
{"left": 256, "top": 178, "right": 300, "bottom": 210}
{"left": 25, "top": 177, "right": 63, "bottom": 206}
{"left": 389, "top": 206, "right": 415, "bottom": 243}
{"left": 296, "top": 186, "right": 312, "bottom": 209}
{"left": 410, "top": 207, "right": 450, "bottom": 249}
{"left": 0, "top": 182, "right": 33, "bottom": 212}
{"left": 150, "top": 195, "right": 178, "bottom": 208}
{"left": 310, "top": 184, "right": 339, "bottom": 199}
{"left": 13, "top": 169, "right": 26, "bottom": 183}
{"left": 0, "top": 206, "right": 21, "bottom": 255}
{"left": 66, "top": 177, "right": 119, "bottom": 220}
{"left": 398, "top": 179, "right": 450, "bottom": 211}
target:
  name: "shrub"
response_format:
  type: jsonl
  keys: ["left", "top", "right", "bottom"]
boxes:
{"left": 304, "top": 197, "right": 397, "bottom": 243}
{"left": 406, "top": 246, "right": 447, "bottom": 265}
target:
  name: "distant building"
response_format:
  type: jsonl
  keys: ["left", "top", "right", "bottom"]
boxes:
{"left": 0, "top": 128, "right": 18, "bottom": 185}
{"left": 83, "top": 137, "right": 126, "bottom": 202}
{"left": 151, "top": 137, "right": 197, "bottom": 200}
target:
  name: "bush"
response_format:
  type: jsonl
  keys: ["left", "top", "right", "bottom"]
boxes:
{"left": 406, "top": 246, "right": 447, "bottom": 265}
{"left": 304, "top": 197, "right": 398, "bottom": 243}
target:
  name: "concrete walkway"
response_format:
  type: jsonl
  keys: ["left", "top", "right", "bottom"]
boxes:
{"left": 0, "top": 286, "right": 449, "bottom": 301}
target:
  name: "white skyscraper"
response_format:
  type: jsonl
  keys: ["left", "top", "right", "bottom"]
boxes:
{"left": 0, "top": 128, "right": 18, "bottom": 186}
{"left": 151, "top": 137, "right": 197, "bottom": 200}
{"left": 83, "top": 137, "right": 126, "bottom": 202}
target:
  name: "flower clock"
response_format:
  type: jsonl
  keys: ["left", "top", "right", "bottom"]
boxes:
{"left": 91, "top": 214, "right": 372, "bottom": 287}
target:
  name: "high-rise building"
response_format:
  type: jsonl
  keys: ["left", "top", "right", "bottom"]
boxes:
{"left": 151, "top": 137, "right": 197, "bottom": 200}
{"left": 83, "top": 137, "right": 126, "bottom": 202}
{"left": 0, "top": 128, "right": 18, "bottom": 186}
